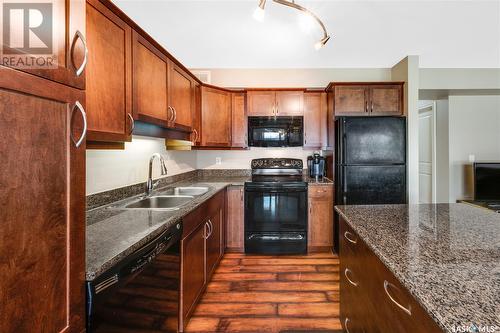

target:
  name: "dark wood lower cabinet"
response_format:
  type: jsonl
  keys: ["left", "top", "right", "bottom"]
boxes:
{"left": 339, "top": 217, "right": 442, "bottom": 333}
{"left": 180, "top": 190, "right": 225, "bottom": 331}
{"left": 0, "top": 68, "right": 85, "bottom": 333}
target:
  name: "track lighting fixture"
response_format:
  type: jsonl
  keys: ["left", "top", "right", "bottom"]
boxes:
{"left": 253, "top": 0, "right": 331, "bottom": 49}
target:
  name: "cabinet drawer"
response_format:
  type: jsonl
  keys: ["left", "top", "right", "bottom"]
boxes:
{"left": 182, "top": 190, "right": 224, "bottom": 238}
{"left": 308, "top": 185, "right": 333, "bottom": 199}
{"left": 339, "top": 217, "right": 361, "bottom": 257}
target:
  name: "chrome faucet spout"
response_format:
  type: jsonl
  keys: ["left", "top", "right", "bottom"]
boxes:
{"left": 146, "top": 153, "right": 168, "bottom": 195}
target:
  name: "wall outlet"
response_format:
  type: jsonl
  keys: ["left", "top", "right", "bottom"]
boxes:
{"left": 468, "top": 154, "right": 476, "bottom": 163}
{"left": 215, "top": 157, "right": 222, "bottom": 165}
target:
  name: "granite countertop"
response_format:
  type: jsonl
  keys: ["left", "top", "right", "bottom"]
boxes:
{"left": 86, "top": 176, "right": 248, "bottom": 281}
{"left": 335, "top": 203, "right": 500, "bottom": 332}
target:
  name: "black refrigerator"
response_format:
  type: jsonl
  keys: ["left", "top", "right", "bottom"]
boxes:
{"left": 334, "top": 117, "right": 407, "bottom": 252}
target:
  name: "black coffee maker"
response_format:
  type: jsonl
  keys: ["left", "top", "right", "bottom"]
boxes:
{"left": 307, "top": 152, "right": 326, "bottom": 180}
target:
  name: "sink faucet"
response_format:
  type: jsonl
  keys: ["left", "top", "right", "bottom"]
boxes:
{"left": 146, "top": 153, "right": 168, "bottom": 195}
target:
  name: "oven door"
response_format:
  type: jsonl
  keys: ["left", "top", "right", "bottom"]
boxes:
{"left": 245, "top": 184, "right": 307, "bottom": 232}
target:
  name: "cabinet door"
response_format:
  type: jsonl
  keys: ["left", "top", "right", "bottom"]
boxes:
{"left": 169, "top": 62, "right": 194, "bottom": 129}
{"left": 369, "top": 85, "right": 403, "bottom": 116}
{"left": 308, "top": 185, "right": 334, "bottom": 252}
{"left": 231, "top": 93, "right": 248, "bottom": 148}
{"left": 276, "top": 91, "right": 304, "bottom": 116}
{"left": 191, "top": 83, "right": 202, "bottom": 145}
{"left": 0, "top": 69, "right": 85, "bottom": 333}
{"left": 206, "top": 207, "right": 223, "bottom": 279}
{"left": 334, "top": 85, "right": 368, "bottom": 116}
{"left": 247, "top": 91, "right": 276, "bottom": 116}
{"left": 181, "top": 222, "right": 206, "bottom": 327}
{"left": 201, "top": 86, "right": 232, "bottom": 147}
{"left": 1, "top": 0, "right": 86, "bottom": 89}
{"left": 132, "top": 31, "right": 170, "bottom": 127}
{"left": 226, "top": 186, "right": 245, "bottom": 252}
{"left": 304, "top": 92, "right": 327, "bottom": 148}
{"left": 86, "top": 0, "right": 133, "bottom": 142}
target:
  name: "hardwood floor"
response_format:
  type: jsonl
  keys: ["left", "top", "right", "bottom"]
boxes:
{"left": 186, "top": 252, "right": 342, "bottom": 333}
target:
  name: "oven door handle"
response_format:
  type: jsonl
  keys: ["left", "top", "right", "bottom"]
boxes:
{"left": 245, "top": 188, "right": 307, "bottom": 193}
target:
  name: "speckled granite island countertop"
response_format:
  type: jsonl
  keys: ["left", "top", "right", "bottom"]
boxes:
{"left": 86, "top": 176, "right": 249, "bottom": 281}
{"left": 335, "top": 204, "right": 500, "bottom": 332}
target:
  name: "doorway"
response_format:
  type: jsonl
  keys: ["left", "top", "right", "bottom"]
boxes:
{"left": 418, "top": 102, "right": 437, "bottom": 203}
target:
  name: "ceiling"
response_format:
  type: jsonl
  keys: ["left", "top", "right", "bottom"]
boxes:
{"left": 112, "top": 0, "right": 500, "bottom": 69}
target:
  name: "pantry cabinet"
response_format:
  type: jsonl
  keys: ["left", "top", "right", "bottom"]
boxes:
{"left": 0, "top": 68, "right": 85, "bottom": 333}
{"left": 180, "top": 190, "right": 225, "bottom": 330}
{"left": 330, "top": 82, "right": 404, "bottom": 117}
{"left": 86, "top": 0, "right": 133, "bottom": 142}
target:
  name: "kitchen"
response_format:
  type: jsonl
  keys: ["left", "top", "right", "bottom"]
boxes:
{"left": 1, "top": 1, "right": 499, "bottom": 333}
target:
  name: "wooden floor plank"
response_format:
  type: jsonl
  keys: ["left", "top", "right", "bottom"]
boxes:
{"left": 193, "top": 303, "right": 277, "bottom": 317}
{"left": 211, "top": 272, "right": 278, "bottom": 281}
{"left": 186, "top": 252, "right": 341, "bottom": 333}
{"left": 231, "top": 281, "right": 339, "bottom": 292}
{"left": 216, "top": 317, "right": 342, "bottom": 332}
{"left": 278, "top": 272, "right": 339, "bottom": 282}
{"left": 278, "top": 302, "right": 340, "bottom": 317}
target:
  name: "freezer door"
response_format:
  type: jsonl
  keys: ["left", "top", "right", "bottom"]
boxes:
{"left": 340, "top": 165, "right": 406, "bottom": 205}
{"left": 342, "top": 117, "right": 406, "bottom": 165}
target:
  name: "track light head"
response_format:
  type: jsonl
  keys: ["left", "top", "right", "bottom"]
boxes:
{"left": 253, "top": 0, "right": 266, "bottom": 21}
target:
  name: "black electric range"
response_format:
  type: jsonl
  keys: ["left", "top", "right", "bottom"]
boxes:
{"left": 244, "top": 158, "right": 308, "bottom": 254}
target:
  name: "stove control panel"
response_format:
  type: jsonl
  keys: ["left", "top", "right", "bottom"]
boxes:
{"left": 251, "top": 158, "right": 303, "bottom": 169}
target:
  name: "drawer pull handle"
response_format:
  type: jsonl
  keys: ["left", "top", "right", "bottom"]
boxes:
{"left": 344, "top": 268, "right": 358, "bottom": 287}
{"left": 344, "top": 317, "right": 351, "bottom": 333}
{"left": 344, "top": 231, "right": 357, "bottom": 244}
{"left": 383, "top": 280, "right": 412, "bottom": 316}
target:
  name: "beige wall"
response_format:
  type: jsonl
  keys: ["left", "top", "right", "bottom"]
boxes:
{"left": 391, "top": 56, "right": 420, "bottom": 204}
{"left": 448, "top": 95, "right": 500, "bottom": 201}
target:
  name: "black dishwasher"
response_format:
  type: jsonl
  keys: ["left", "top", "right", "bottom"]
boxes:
{"left": 86, "top": 222, "right": 182, "bottom": 333}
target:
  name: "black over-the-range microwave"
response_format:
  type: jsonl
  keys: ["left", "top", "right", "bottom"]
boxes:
{"left": 248, "top": 116, "right": 303, "bottom": 147}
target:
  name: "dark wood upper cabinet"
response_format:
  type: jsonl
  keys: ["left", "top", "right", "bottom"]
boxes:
{"left": 192, "top": 83, "right": 202, "bottom": 145}
{"left": 370, "top": 85, "right": 403, "bottom": 115}
{"left": 331, "top": 82, "right": 404, "bottom": 117}
{"left": 200, "top": 86, "right": 232, "bottom": 147}
{"left": 0, "top": 68, "right": 85, "bottom": 333}
{"left": 2, "top": 0, "right": 87, "bottom": 89}
{"left": 132, "top": 31, "right": 170, "bottom": 127}
{"left": 275, "top": 91, "right": 304, "bottom": 116}
{"left": 169, "top": 62, "right": 194, "bottom": 130}
{"left": 334, "top": 85, "right": 368, "bottom": 116}
{"left": 231, "top": 92, "right": 248, "bottom": 148}
{"left": 247, "top": 90, "right": 304, "bottom": 116}
{"left": 86, "top": 0, "right": 133, "bottom": 142}
{"left": 226, "top": 186, "right": 245, "bottom": 253}
{"left": 247, "top": 90, "right": 276, "bottom": 116}
{"left": 304, "top": 92, "right": 327, "bottom": 148}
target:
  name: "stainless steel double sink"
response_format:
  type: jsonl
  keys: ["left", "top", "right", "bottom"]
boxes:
{"left": 115, "top": 186, "right": 211, "bottom": 211}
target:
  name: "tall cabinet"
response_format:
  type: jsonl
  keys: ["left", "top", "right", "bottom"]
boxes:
{"left": 0, "top": 69, "right": 86, "bottom": 332}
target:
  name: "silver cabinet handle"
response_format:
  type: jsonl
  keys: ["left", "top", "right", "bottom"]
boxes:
{"left": 365, "top": 100, "right": 368, "bottom": 113}
{"left": 276, "top": 102, "right": 279, "bottom": 115}
{"left": 203, "top": 222, "right": 209, "bottom": 239}
{"left": 344, "top": 268, "right": 358, "bottom": 287}
{"left": 208, "top": 219, "right": 213, "bottom": 238}
{"left": 172, "top": 107, "right": 177, "bottom": 123}
{"left": 70, "top": 30, "right": 88, "bottom": 77}
{"left": 383, "top": 280, "right": 412, "bottom": 316}
{"left": 344, "top": 231, "right": 357, "bottom": 244}
{"left": 192, "top": 129, "right": 198, "bottom": 143}
{"left": 167, "top": 106, "right": 174, "bottom": 122}
{"left": 371, "top": 101, "right": 374, "bottom": 113}
{"left": 127, "top": 113, "right": 134, "bottom": 135}
{"left": 70, "top": 101, "right": 87, "bottom": 148}
{"left": 344, "top": 318, "right": 351, "bottom": 333}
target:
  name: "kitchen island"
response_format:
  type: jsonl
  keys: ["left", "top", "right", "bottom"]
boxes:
{"left": 335, "top": 203, "right": 500, "bottom": 333}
